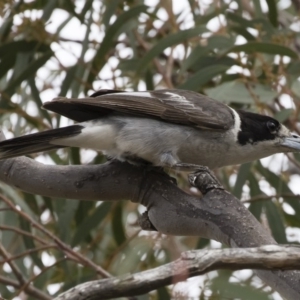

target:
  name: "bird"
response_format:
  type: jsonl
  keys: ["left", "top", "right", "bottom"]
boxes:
{"left": 0, "top": 89, "right": 299, "bottom": 171}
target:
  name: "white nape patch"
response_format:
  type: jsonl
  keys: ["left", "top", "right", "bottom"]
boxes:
{"left": 51, "top": 123, "right": 116, "bottom": 151}
{"left": 228, "top": 107, "right": 241, "bottom": 139}
{"left": 116, "top": 92, "right": 153, "bottom": 97}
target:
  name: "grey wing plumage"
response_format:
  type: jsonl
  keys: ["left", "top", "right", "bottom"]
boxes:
{"left": 43, "top": 89, "right": 234, "bottom": 130}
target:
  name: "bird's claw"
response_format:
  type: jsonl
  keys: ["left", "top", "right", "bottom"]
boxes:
{"left": 171, "top": 163, "right": 224, "bottom": 195}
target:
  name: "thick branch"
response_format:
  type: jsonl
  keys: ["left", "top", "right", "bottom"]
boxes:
{"left": 1, "top": 157, "right": 300, "bottom": 299}
{"left": 54, "top": 245, "right": 300, "bottom": 300}
{"left": 0, "top": 157, "right": 139, "bottom": 201}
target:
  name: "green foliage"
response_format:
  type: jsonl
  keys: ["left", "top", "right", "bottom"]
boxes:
{"left": 0, "top": 0, "right": 300, "bottom": 299}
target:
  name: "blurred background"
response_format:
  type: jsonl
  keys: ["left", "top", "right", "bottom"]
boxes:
{"left": 0, "top": 0, "right": 300, "bottom": 299}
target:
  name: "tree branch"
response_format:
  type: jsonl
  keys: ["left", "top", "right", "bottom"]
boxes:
{"left": 0, "top": 275, "right": 51, "bottom": 300}
{"left": 0, "top": 193, "right": 111, "bottom": 278}
{"left": 1, "top": 156, "right": 300, "bottom": 299}
{"left": 54, "top": 245, "right": 300, "bottom": 300}
{"left": 0, "top": 157, "right": 139, "bottom": 201}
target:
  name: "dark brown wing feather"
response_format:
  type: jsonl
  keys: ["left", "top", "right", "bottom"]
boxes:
{"left": 43, "top": 89, "right": 234, "bottom": 130}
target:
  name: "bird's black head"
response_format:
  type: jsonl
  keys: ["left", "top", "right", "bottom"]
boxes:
{"left": 237, "top": 110, "right": 281, "bottom": 146}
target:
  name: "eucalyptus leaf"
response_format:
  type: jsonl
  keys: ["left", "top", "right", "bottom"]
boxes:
{"left": 179, "top": 65, "right": 229, "bottom": 91}
{"left": 207, "top": 35, "right": 235, "bottom": 51}
{"left": 55, "top": 199, "right": 79, "bottom": 243}
{"left": 102, "top": 0, "right": 121, "bottom": 27}
{"left": 3, "top": 51, "right": 53, "bottom": 95}
{"left": 233, "top": 163, "right": 251, "bottom": 198}
{"left": 19, "top": 217, "right": 44, "bottom": 269}
{"left": 28, "top": 77, "right": 52, "bottom": 125}
{"left": 205, "top": 81, "right": 277, "bottom": 104}
{"left": 0, "top": 52, "right": 16, "bottom": 80}
{"left": 112, "top": 202, "right": 126, "bottom": 246}
{"left": 211, "top": 277, "right": 270, "bottom": 300}
{"left": 191, "top": 56, "right": 236, "bottom": 72}
{"left": 136, "top": 25, "right": 207, "bottom": 73}
{"left": 291, "top": 79, "right": 300, "bottom": 98}
{"left": 59, "top": 65, "right": 78, "bottom": 97}
{"left": 229, "top": 25, "right": 256, "bottom": 41}
{"left": 256, "top": 161, "right": 300, "bottom": 217}
{"left": 157, "top": 287, "right": 171, "bottom": 300}
{"left": 266, "top": 0, "right": 278, "bottom": 27}
{"left": 264, "top": 201, "right": 288, "bottom": 243}
{"left": 0, "top": 41, "right": 50, "bottom": 57}
{"left": 274, "top": 109, "right": 293, "bottom": 123}
{"left": 248, "top": 173, "right": 264, "bottom": 220}
{"left": 227, "top": 42, "right": 298, "bottom": 59}
{"left": 72, "top": 202, "right": 113, "bottom": 247}
{"left": 287, "top": 61, "right": 300, "bottom": 76}
{"left": 86, "top": 5, "right": 148, "bottom": 90}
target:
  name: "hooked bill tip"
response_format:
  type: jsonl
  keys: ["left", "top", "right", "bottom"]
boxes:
{"left": 280, "top": 135, "right": 300, "bottom": 151}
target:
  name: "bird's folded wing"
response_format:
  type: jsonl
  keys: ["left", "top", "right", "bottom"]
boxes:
{"left": 43, "top": 89, "right": 234, "bottom": 130}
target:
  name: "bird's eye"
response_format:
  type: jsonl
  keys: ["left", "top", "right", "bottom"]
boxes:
{"left": 267, "top": 121, "right": 278, "bottom": 133}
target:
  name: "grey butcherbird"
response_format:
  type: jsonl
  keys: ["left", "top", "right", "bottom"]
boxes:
{"left": 0, "top": 89, "right": 299, "bottom": 170}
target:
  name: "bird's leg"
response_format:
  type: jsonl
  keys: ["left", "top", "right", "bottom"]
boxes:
{"left": 159, "top": 151, "right": 223, "bottom": 192}
{"left": 160, "top": 153, "right": 206, "bottom": 173}
{"left": 172, "top": 162, "right": 209, "bottom": 172}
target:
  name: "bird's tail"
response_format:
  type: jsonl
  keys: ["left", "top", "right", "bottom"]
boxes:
{"left": 0, "top": 125, "right": 84, "bottom": 160}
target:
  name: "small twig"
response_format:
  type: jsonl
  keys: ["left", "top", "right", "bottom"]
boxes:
{"left": 0, "top": 225, "right": 49, "bottom": 245}
{"left": 0, "top": 243, "right": 26, "bottom": 285}
{"left": 0, "top": 275, "right": 51, "bottom": 300}
{"left": 16, "top": 257, "right": 66, "bottom": 297}
{"left": 0, "top": 244, "right": 57, "bottom": 264}
{"left": 0, "top": 194, "right": 111, "bottom": 278}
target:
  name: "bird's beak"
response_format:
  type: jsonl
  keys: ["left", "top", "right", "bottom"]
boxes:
{"left": 281, "top": 134, "right": 300, "bottom": 151}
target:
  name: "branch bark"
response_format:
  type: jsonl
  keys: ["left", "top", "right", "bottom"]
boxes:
{"left": 53, "top": 245, "right": 300, "bottom": 300}
{"left": 0, "top": 156, "right": 300, "bottom": 299}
